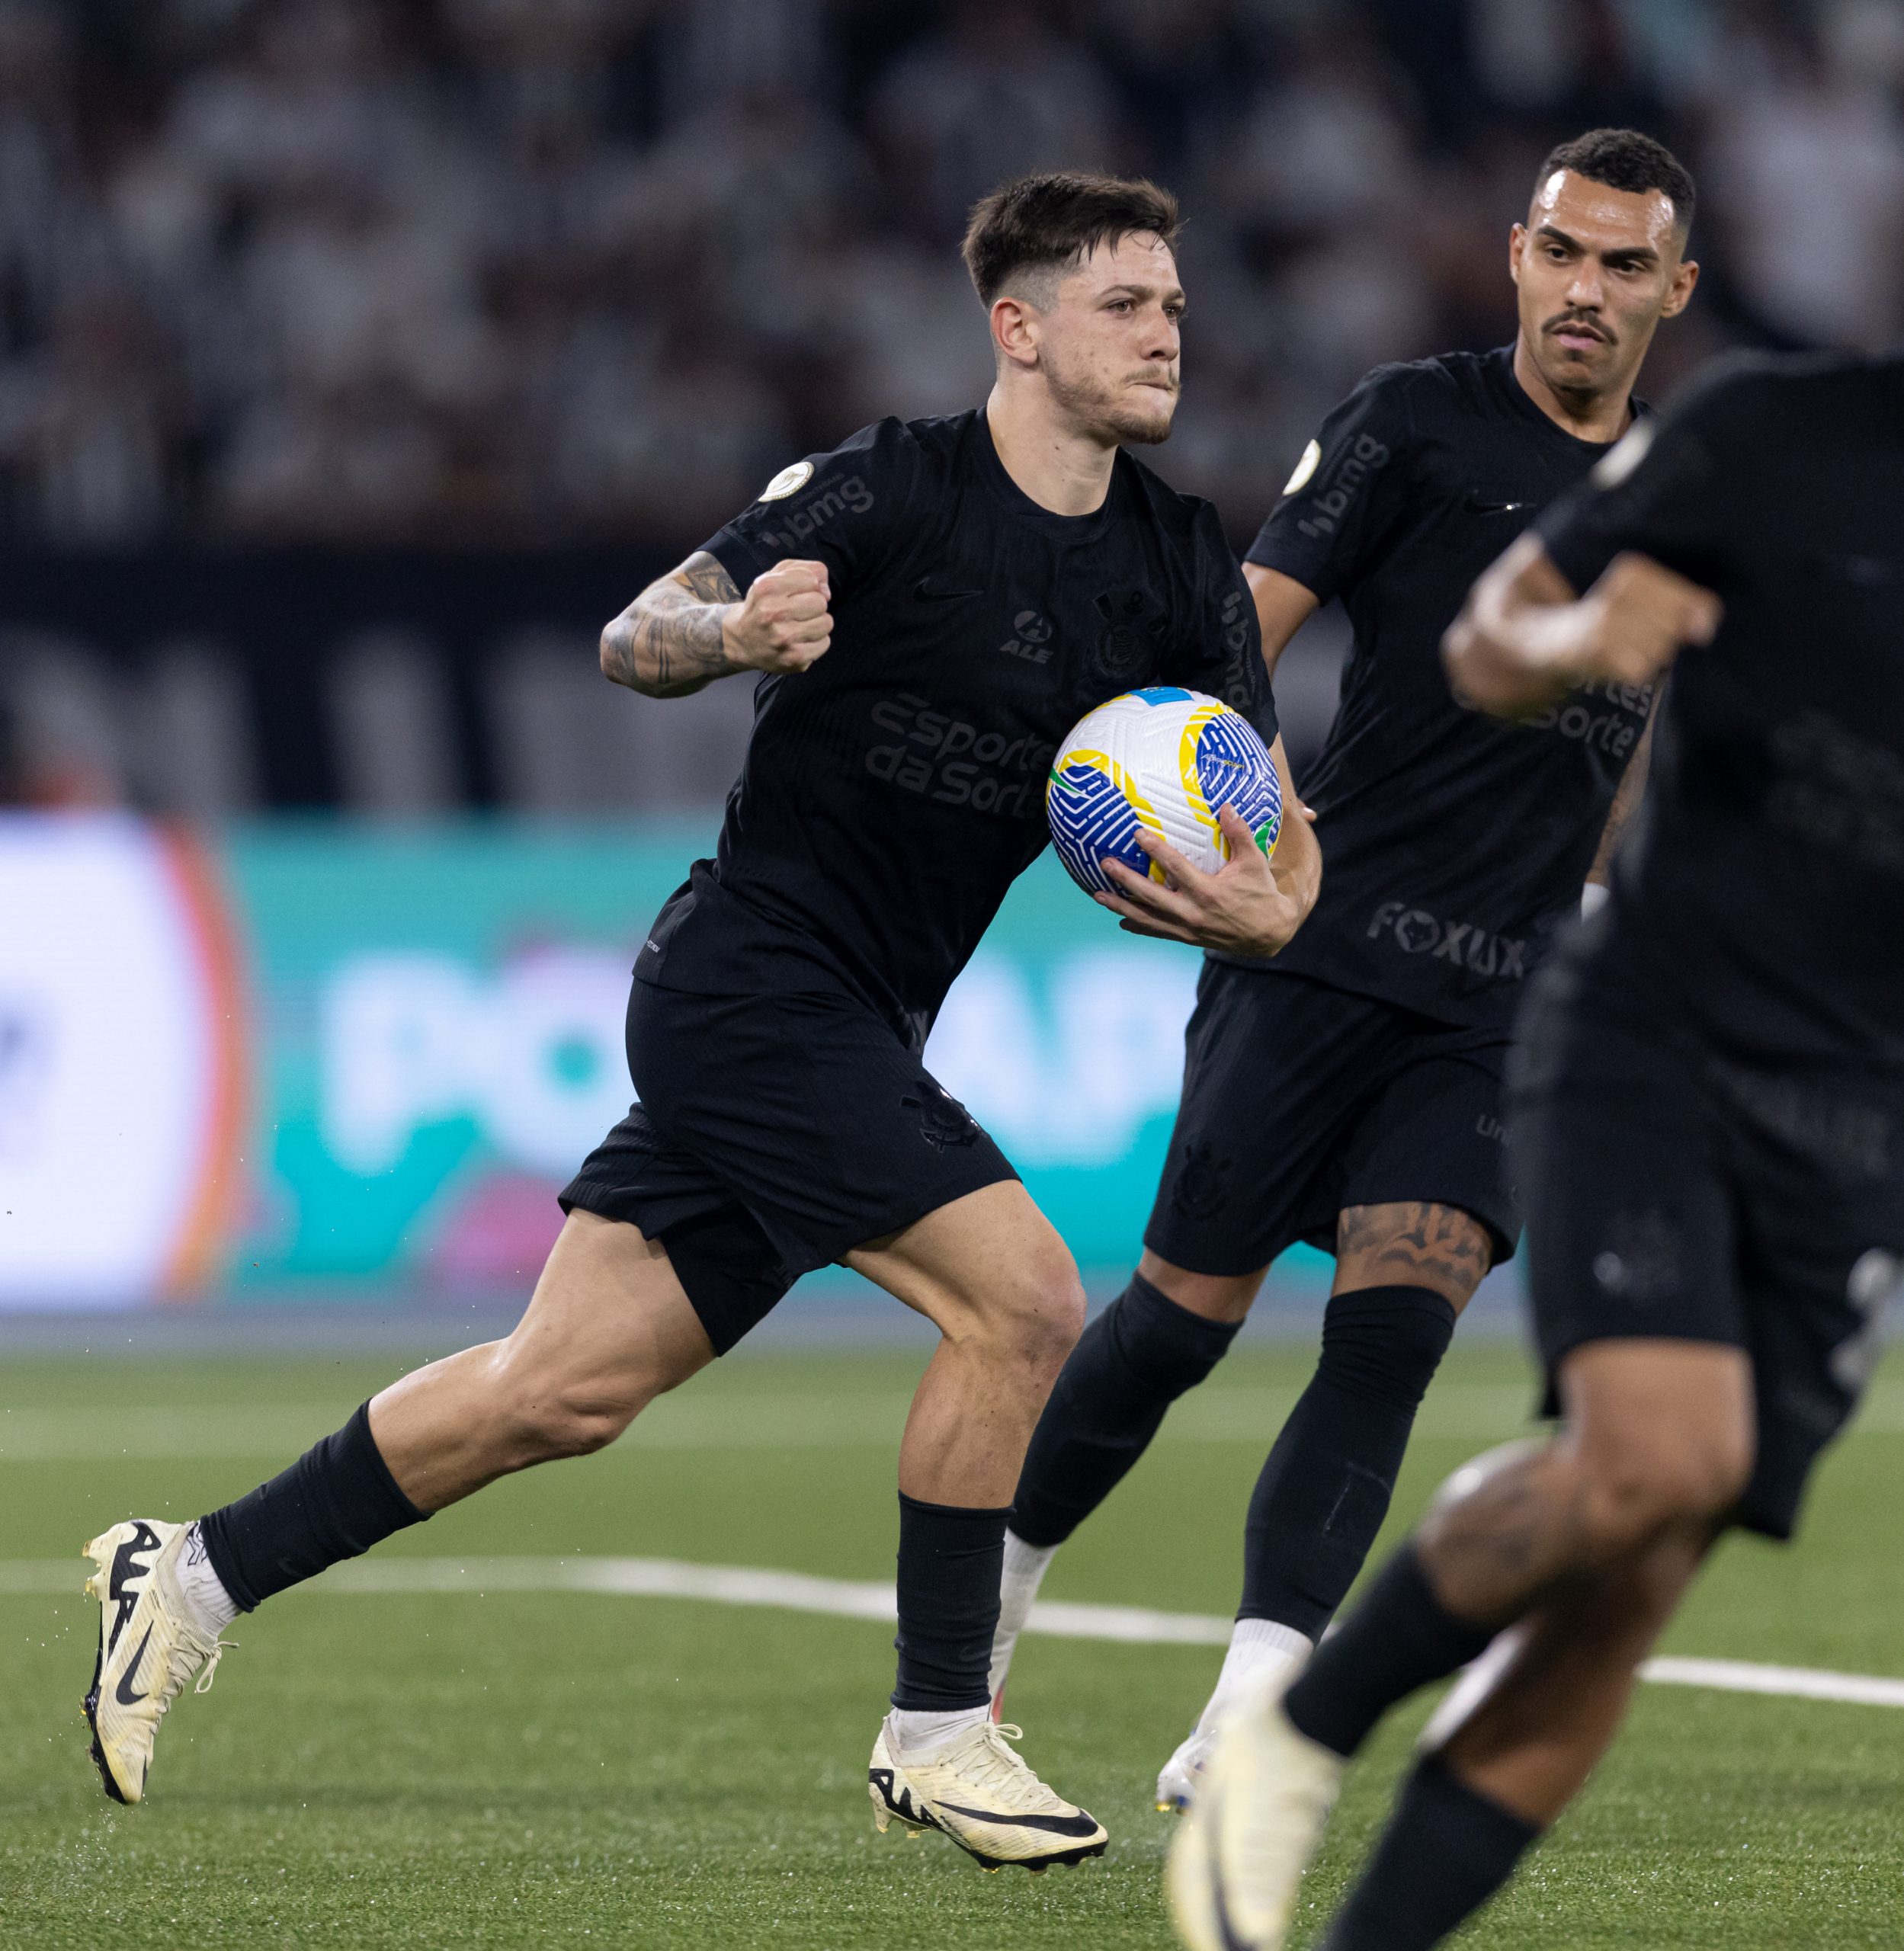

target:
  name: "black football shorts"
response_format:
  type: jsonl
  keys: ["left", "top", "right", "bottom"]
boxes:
{"left": 1144, "top": 962, "right": 1520, "bottom": 1277}
{"left": 560, "top": 976, "right": 1017, "bottom": 1354}
{"left": 1511, "top": 966, "right": 1904, "bottom": 1539}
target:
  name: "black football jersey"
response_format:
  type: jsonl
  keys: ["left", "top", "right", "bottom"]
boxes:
{"left": 1238, "top": 346, "right": 1652, "bottom": 1030}
{"left": 634, "top": 411, "right": 1277, "bottom": 1047}
{"left": 1539, "top": 348, "right": 1904, "bottom": 1067}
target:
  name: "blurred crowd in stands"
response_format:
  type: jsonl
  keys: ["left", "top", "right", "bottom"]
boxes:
{"left": 3, "top": 0, "right": 1902, "bottom": 555}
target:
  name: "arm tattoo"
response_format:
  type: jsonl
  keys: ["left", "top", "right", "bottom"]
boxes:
{"left": 1337, "top": 1201, "right": 1492, "bottom": 1300}
{"left": 601, "top": 551, "right": 742, "bottom": 697}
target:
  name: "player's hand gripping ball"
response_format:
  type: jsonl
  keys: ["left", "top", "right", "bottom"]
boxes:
{"left": 1047, "top": 687, "right": 1282, "bottom": 898}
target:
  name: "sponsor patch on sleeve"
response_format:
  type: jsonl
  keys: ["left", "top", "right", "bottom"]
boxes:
{"left": 758, "top": 460, "right": 815, "bottom": 502}
{"left": 1282, "top": 438, "right": 1322, "bottom": 495}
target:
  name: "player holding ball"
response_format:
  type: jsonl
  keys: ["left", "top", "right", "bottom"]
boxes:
{"left": 77, "top": 171, "right": 1319, "bottom": 1873}
{"left": 990, "top": 129, "right": 1704, "bottom": 1809}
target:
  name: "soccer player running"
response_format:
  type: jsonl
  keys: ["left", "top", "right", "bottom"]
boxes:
{"left": 1169, "top": 341, "right": 1904, "bottom": 1951}
{"left": 77, "top": 173, "right": 1320, "bottom": 1873}
{"left": 989, "top": 130, "right": 1700, "bottom": 1804}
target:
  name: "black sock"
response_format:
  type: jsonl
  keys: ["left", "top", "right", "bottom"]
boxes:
{"left": 891, "top": 1494, "right": 1011, "bottom": 1711}
{"left": 1319, "top": 1752, "right": 1540, "bottom": 1951}
{"left": 1282, "top": 1546, "right": 1496, "bottom": 1759}
{"left": 1008, "top": 1273, "right": 1242, "bottom": 1548}
{"left": 198, "top": 1402, "right": 429, "bottom": 1611}
{"left": 1239, "top": 1285, "right": 1457, "bottom": 1638}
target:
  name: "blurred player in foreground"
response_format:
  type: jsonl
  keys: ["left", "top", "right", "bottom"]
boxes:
{"left": 78, "top": 171, "right": 1320, "bottom": 1873}
{"left": 991, "top": 130, "right": 1698, "bottom": 1805}
{"left": 1170, "top": 344, "right": 1904, "bottom": 1950}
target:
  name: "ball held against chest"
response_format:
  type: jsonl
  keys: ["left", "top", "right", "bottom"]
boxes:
{"left": 1047, "top": 687, "right": 1282, "bottom": 898}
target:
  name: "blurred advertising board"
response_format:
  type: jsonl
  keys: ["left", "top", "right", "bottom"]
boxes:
{"left": 1, "top": 814, "right": 1224, "bottom": 1309}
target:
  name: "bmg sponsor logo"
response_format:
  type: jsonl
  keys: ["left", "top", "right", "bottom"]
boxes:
{"left": 1294, "top": 432, "right": 1390, "bottom": 540}
{"left": 1367, "top": 901, "right": 1527, "bottom": 979}
{"left": 1215, "top": 585, "right": 1258, "bottom": 714}
{"left": 866, "top": 691, "right": 1054, "bottom": 816}
{"left": 755, "top": 474, "right": 873, "bottom": 552}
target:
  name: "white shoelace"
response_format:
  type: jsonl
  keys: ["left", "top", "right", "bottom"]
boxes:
{"left": 947, "top": 1722, "right": 1059, "bottom": 1808}
{"left": 193, "top": 1637, "right": 236, "bottom": 1696}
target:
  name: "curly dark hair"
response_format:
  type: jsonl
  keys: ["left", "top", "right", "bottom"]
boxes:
{"left": 1537, "top": 128, "right": 1696, "bottom": 234}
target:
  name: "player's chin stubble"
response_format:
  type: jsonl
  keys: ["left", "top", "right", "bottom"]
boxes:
{"left": 1050, "top": 363, "right": 1178, "bottom": 447}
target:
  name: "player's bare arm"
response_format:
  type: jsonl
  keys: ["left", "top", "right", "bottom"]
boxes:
{"left": 600, "top": 552, "right": 833, "bottom": 698}
{"left": 1443, "top": 530, "right": 1719, "bottom": 719}
{"left": 1243, "top": 562, "right": 1322, "bottom": 682}
{"left": 1095, "top": 732, "right": 1319, "bottom": 956}
{"left": 1585, "top": 694, "right": 1657, "bottom": 889}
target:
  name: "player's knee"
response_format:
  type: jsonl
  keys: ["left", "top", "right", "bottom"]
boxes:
{"left": 989, "top": 1257, "right": 1087, "bottom": 1379}
{"left": 505, "top": 1382, "right": 641, "bottom": 1462}
{"left": 1576, "top": 1425, "right": 1752, "bottom": 1553}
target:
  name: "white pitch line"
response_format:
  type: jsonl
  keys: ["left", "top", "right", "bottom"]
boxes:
{"left": 7, "top": 1553, "right": 1904, "bottom": 1709}
{"left": 14, "top": 1379, "right": 1904, "bottom": 1460}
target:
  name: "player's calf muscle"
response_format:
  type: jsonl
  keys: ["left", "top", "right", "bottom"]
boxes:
{"left": 369, "top": 1216, "right": 712, "bottom": 1507}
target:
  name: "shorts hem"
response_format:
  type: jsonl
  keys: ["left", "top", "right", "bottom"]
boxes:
{"left": 825, "top": 1158, "right": 1022, "bottom": 1267}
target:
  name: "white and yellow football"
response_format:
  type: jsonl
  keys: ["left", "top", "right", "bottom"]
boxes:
{"left": 1047, "top": 687, "right": 1282, "bottom": 899}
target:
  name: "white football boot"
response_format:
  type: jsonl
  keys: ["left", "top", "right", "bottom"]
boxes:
{"left": 869, "top": 1714, "right": 1107, "bottom": 1872}
{"left": 1166, "top": 1673, "right": 1344, "bottom": 1951}
{"left": 82, "top": 1520, "right": 232, "bottom": 1804}
{"left": 1156, "top": 1640, "right": 1309, "bottom": 1813}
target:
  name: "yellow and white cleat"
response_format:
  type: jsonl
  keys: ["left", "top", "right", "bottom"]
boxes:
{"left": 869, "top": 1714, "right": 1107, "bottom": 1873}
{"left": 1156, "top": 1719, "right": 1220, "bottom": 1813}
{"left": 1166, "top": 1677, "right": 1344, "bottom": 1951}
{"left": 1157, "top": 1646, "right": 1309, "bottom": 1814}
{"left": 82, "top": 1520, "right": 232, "bottom": 1805}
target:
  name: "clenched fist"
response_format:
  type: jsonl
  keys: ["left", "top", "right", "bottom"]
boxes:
{"left": 1572, "top": 552, "right": 1722, "bottom": 687}
{"left": 1444, "top": 532, "right": 1723, "bottom": 719}
{"left": 726, "top": 559, "right": 833, "bottom": 674}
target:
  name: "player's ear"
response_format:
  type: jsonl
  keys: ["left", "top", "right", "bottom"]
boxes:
{"left": 990, "top": 294, "right": 1040, "bottom": 372}
{"left": 1660, "top": 255, "right": 1699, "bottom": 319}
{"left": 1507, "top": 222, "right": 1527, "bottom": 290}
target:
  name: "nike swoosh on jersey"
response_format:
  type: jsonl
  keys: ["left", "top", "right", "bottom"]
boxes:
{"left": 1463, "top": 494, "right": 1533, "bottom": 514}
{"left": 933, "top": 1802, "right": 1102, "bottom": 1836}
{"left": 114, "top": 1625, "right": 155, "bottom": 1706}
{"left": 913, "top": 577, "right": 986, "bottom": 602}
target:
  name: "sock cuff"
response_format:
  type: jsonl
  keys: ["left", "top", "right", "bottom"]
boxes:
{"left": 1121, "top": 1270, "right": 1245, "bottom": 1357}
{"left": 897, "top": 1492, "right": 1014, "bottom": 1523}
{"left": 196, "top": 1508, "right": 261, "bottom": 1613}
{"left": 1324, "top": 1284, "right": 1459, "bottom": 1333}
{"left": 1319, "top": 1286, "right": 1458, "bottom": 1413}
{"left": 1412, "top": 1751, "right": 1543, "bottom": 1850}
{"left": 1229, "top": 1615, "right": 1313, "bottom": 1658}
{"left": 346, "top": 1401, "right": 431, "bottom": 1526}
{"left": 1281, "top": 1545, "right": 1498, "bottom": 1759}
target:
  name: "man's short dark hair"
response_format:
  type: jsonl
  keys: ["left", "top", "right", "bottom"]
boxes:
{"left": 962, "top": 171, "right": 1180, "bottom": 306}
{"left": 1537, "top": 128, "right": 1696, "bottom": 235}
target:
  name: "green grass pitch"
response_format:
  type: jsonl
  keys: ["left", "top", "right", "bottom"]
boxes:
{"left": 5, "top": 1338, "right": 1903, "bottom": 1948}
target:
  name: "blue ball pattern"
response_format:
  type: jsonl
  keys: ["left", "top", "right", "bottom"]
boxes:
{"left": 1193, "top": 709, "right": 1281, "bottom": 852}
{"left": 1047, "top": 689, "right": 1283, "bottom": 900}
{"left": 1047, "top": 754, "right": 1152, "bottom": 895}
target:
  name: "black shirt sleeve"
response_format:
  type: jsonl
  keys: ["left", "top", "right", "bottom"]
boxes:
{"left": 1166, "top": 504, "right": 1280, "bottom": 748}
{"left": 699, "top": 417, "right": 925, "bottom": 597}
{"left": 1245, "top": 364, "right": 1419, "bottom": 604}
{"left": 1537, "top": 362, "right": 1749, "bottom": 595}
